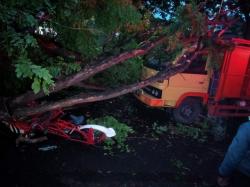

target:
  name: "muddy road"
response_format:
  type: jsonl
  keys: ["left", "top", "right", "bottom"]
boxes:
{"left": 0, "top": 95, "right": 247, "bottom": 187}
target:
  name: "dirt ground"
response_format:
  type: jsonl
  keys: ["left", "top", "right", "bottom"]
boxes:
{"left": 0, "top": 95, "right": 248, "bottom": 187}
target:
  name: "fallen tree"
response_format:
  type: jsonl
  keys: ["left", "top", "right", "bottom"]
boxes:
{"left": 13, "top": 47, "right": 205, "bottom": 117}
{"left": 0, "top": 0, "right": 249, "bottom": 119}
{"left": 11, "top": 36, "right": 167, "bottom": 106}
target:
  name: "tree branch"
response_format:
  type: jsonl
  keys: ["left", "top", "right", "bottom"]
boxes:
{"left": 13, "top": 49, "right": 201, "bottom": 117}
{"left": 11, "top": 37, "right": 167, "bottom": 106}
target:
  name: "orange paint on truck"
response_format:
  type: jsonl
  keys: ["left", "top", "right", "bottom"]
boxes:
{"left": 135, "top": 38, "right": 250, "bottom": 122}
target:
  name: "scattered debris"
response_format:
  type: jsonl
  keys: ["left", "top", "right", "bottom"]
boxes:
{"left": 16, "top": 135, "right": 48, "bottom": 147}
{"left": 38, "top": 145, "right": 58, "bottom": 151}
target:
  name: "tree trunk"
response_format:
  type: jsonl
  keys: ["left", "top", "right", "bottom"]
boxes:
{"left": 11, "top": 37, "right": 166, "bottom": 107}
{"left": 13, "top": 49, "right": 201, "bottom": 117}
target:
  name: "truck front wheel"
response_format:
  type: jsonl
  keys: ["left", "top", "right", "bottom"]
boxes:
{"left": 173, "top": 98, "right": 202, "bottom": 124}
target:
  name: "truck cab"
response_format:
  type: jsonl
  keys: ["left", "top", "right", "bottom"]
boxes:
{"left": 135, "top": 38, "right": 250, "bottom": 123}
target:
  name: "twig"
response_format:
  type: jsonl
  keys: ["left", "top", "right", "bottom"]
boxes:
{"left": 218, "top": 0, "right": 224, "bottom": 14}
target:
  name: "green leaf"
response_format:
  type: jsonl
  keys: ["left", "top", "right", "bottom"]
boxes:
{"left": 31, "top": 78, "right": 41, "bottom": 94}
{"left": 42, "top": 81, "right": 50, "bottom": 95}
{"left": 24, "top": 34, "right": 37, "bottom": 47}
{"left": 15, "top": 63, "right": 33, "bottom": 78}
{"left": 24, "top": 14, "right": 37, "bottom": 27}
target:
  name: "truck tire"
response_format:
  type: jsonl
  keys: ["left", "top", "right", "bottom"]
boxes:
{"left": 173, "top": 98, "right": 202, "bottom": 124}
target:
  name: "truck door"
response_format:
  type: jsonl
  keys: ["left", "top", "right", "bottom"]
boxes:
{"left": 164, "top": 55, "right": 209, "bottom": 106}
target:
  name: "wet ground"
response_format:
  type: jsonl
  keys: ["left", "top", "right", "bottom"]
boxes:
{"left": 0, "top": 95, "right": 248, "bottom": 187}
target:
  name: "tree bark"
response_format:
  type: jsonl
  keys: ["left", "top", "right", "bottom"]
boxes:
{"left": 11, "top": 37, "right": 166, "bottom": 106}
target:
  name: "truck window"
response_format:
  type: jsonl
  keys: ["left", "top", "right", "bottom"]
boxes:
{"left": 183, "top": 55, "right": 207, "bottom": 74}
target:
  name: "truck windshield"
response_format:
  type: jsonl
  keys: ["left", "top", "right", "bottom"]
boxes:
{"left": 144, "top": 55, "right": 207, "bottom": 74}
{"left": 182, "top": 55, "right": 207, "bottom": 74}
{"left": 144, "top": 58, "right": 168, "bottom": 71}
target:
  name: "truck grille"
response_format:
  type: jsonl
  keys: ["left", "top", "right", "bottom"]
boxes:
{"left": 142, "top": 86, "right": 162, "bottom": 98}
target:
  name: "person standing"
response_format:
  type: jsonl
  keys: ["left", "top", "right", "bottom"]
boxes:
{"left": 217, "top": 121, "right": 250, "bottom": 186}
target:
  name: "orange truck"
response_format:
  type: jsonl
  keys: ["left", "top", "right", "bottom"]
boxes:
{"left": 135, "top": 38, "right": 250, "bottom": 123}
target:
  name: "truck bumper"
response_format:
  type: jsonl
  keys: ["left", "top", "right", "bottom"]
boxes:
{"left": 134, "top": 90, "right": 165, "bottom": 107}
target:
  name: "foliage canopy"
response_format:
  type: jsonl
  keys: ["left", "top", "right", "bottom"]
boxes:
{"left": 0, "top": 0, "right": 249, "bottom": 117}
{"left": 0, "top": 0, "right": 144, "bottom": 94}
